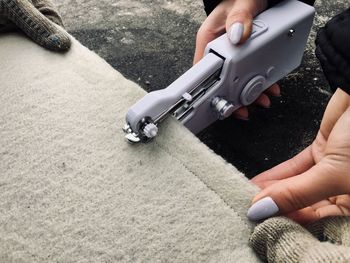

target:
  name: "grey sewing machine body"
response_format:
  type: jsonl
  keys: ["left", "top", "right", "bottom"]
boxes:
{"left": 123, "top": 0, "right": 315, "bottom": 143}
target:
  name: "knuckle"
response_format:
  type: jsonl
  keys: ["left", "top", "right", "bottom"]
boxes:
{"left": 227, "top": 9, "right": 253, "bottom": 21}
{"left": 196, "top": 24, "right": 205, "bottom": 35}
{"left": 196, "top": 26, "right": 209, "bottom": 40}
{"left": 323, "top": 159, "right": 350, "bottom": 192}
{"left": 196, "top": 26, "right": 222, "bottom": 44}
{"left": 197, "top": 24, "right": 220, "bottom": 37}
{"left": 281, "top": 186, "right": 307, "bottom": 212}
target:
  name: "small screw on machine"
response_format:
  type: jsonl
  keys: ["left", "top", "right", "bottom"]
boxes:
{"left": 288, "top": 29, "right": 295, "bottom": 37}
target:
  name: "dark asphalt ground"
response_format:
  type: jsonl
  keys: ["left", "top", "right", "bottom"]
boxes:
{"left": 55, "top": 0, "right": 348, "bottom": 178}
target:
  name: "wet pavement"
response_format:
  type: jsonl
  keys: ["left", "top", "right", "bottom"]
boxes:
{"left": 55, "top": 0, "right": 348, "bottom": 178}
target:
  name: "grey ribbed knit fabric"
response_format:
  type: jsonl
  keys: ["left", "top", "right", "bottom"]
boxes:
{"left": 308, "top": 217, "right": 350, "bottom": 247}
{"left": 0, "top": 0, "right": 70, "bottom": 51}
{"left": 250, "top": 217, "right": 350, "bottom": 263}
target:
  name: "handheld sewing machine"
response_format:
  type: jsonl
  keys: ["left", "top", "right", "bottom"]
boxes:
{"left": 123, "top": 0, "right": 315, "bottom": 143}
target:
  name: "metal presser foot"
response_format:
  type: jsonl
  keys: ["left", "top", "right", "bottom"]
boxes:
{"left": 122, "top": 124, "right": 141, "bottom": 143}
{"left": 123, "top": 120, "right": 158, "bottom": 144}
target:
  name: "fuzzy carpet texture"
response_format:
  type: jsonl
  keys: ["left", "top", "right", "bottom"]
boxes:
{"left": 0, "top": 33, "right": 261, "bottom": 262}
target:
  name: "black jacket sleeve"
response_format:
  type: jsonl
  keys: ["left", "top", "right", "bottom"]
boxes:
{"left": 315, "top": 8, "right": 350, "bottom": 95}
{"left": 203, "top": 0, "right": 221, "bottom": 16}
{"left": 202, "top": 0, "right": 350, "bottom": 94}
{"left": 203, "top": 0, "right": 315, "bottom": 16}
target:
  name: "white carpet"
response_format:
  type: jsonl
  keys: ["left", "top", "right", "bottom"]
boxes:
{"left": 0, "top": 33, "right": 261, "bottom": 262}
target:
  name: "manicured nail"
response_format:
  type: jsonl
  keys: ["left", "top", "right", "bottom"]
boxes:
{"left": 247, "top": 197, "right": 279, "bottom": 221}
{"left": 229, "top": 23, "right": 244, "bottom": 44}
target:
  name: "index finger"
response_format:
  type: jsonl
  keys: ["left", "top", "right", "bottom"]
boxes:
{"left": 193, "top": 11, "right": 226, "bottom": 64}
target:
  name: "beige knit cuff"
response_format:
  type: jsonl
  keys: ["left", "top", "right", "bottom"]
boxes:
{"left": 250, "top": 216, "right": 350, "bottom": 263}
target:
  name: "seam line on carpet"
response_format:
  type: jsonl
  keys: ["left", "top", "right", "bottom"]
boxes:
{"left": 155, "top": 141, "right": 250, "bottom": 230}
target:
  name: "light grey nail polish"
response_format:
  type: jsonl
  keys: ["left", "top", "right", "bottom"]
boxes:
{"left": 247, "top": 197, "right": 279, "bottom": 221}
{"left": 229, "top": 23, "right": 244, "bottom": 44}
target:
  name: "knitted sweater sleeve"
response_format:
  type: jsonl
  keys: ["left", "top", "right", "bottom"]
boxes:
{"left": 249, "top": 217, "right": 350, "bottom": 263}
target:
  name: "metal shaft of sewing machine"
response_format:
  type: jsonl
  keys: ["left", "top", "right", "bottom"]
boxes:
{"left": 123, "top": 52, "right": 225, "bottom": 143}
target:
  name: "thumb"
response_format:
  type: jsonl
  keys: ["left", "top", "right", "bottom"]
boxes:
{"left": 225, "top": 1, "right": 266, "bottom": 44}
{"left": 247, "top": 160, "right": 349, "bottom": 221}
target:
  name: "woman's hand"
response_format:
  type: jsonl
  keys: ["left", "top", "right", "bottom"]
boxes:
{"left": 248, "top": 88, "right": 350, "bottom": 224}
{"left": 194, "top": 0, "right": 280, "bottom": 119}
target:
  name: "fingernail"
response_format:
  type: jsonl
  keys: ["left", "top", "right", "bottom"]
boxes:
{"left": 247, "top": 197, "right": 279, "bottom": 221}
{"left": 229, "top": 23, "right": 244, "bottom": 44}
